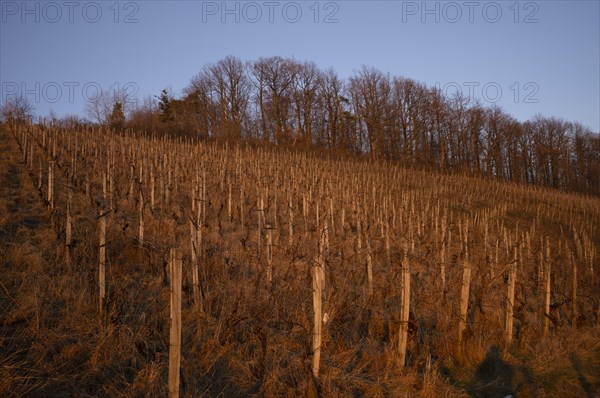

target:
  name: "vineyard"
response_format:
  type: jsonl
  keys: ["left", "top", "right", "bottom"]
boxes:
{"left": 1, "top": 123, "right": 599, "bottom": 397}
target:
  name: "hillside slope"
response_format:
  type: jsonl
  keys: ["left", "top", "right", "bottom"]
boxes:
{"left": 1, "top": 124, "right": 599, "bottom": 397}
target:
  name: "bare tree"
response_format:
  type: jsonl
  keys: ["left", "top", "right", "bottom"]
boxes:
{"left": 128, "top": 95, "right": 160, "bottom": 133}
{"left": 186, "top": 75, "right": 216, "bottom": 138}
{"left": 292, "top": 61, "right": 320, "bottom": 146}
{"left": 1, "top": 94, "right": 34, "bottom": 125}
{"left": 193, "top": 56, "right": 251, "bottom": 139}
{"left": 349, "top": 66, "right": 392, "bottom": 159}
{"left": 571, "top": 123, "right": 598, "bottom": 192}
{"left": 317, "top": 68, "right": 345, "bottom": 149}
{"left": 84, "top": 86, "right": 135, "bottom": 125}
{"left": 250, "top": 56, "right": 297, "bottom": 144}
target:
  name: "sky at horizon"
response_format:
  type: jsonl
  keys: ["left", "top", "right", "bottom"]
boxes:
{"left": 1, "top": 0, "right": 599, "bottom": 131}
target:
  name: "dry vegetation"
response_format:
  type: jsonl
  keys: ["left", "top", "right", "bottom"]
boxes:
{"left": 1, "top": 123, "right": 599, "bottom": 397}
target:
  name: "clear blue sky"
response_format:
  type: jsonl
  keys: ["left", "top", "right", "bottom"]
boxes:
{"left": 1, "top": 0, "right": 599, "bottom": 131}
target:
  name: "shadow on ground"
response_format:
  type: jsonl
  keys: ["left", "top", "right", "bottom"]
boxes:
{"left": 467, "top": 345, "right": 524, "bottom": 398}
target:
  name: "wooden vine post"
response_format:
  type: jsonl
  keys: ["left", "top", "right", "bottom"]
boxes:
{"left": 398, "top": 241, "right": 411, "bottom": 367}
{"left": 311, "top": 226, "right": 326, "bottom": 380}
{"left": 98, "top": 172, "right": 109, "bottom": 317}
{"left": 190, "top": 217, "right": 200, "bottom": 306}
{"left": 266, "top": 226, "right": 273, "bottom": 285}
{"left": 257, "top": 196, "right": 263, "bottom": 260}
{"left": 37, "top": 159, "right": 43, "bottom": 192}
{"left": 98, "top": 208, "right": 106, "bottom": 317}
{"left": 47, "top": 161, "right": 54, "bottom": 211}
{"left": 543, "top": 237, "right": 552, "bottom": 337}
{"left": 440, "top": 216, "right": 447, "bottom": 287}
{"left": 288, "top": 193, "right": 294, "bottom": 245}
{"left": 138, "top": 189, "right": 144, "bottom": 247}
{"left": 571, "top": 248, "right": 577, "bottom": 329}
{"left": 66, "top": 190, "right": 72, "bottom": 271}
{"left": 457, "top": 220, "right": 471, "bottom": 354}
{"left": 228, "top": 179, "right": 233, "bottom": 221}
{"left": 365, "top": 232, "right": 374, "bottom": 298}
{"left": 505, "top": 246, "right": 517, "bottom": 343}
{"left": 169, "top": 249, "right": 183, "bottom": 398}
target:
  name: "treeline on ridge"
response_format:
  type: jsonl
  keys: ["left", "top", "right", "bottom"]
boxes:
{"left": 4, "top": 55, "right": 599, "bottom": 194}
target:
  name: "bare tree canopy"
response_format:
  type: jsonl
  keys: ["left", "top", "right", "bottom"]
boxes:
{"left": 84, "top": 86, "right": 136, "bottom": 126}
{"left": 18, "top": 55, "right": 599, "bottom": 195}
{"left": 1, "top": 94, "right": 34, "bottom": 124}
